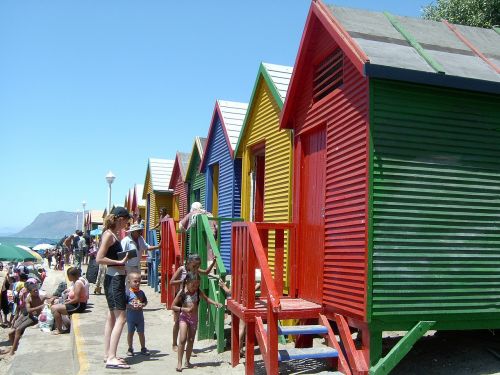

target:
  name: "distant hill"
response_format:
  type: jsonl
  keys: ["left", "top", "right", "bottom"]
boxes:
{"left": 14, "top": 211, "right": 79, "bottom": 239}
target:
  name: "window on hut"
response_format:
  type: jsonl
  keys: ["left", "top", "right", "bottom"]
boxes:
{"left": 313, "top": 49, "right": 343, "bottom": 102}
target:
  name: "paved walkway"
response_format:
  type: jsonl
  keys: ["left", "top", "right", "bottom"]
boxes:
{"left": 75, "top": 280, "right": 246, "bottom": 375}
{"left": 6, "top": 267, "right": 72, "bottom": 375}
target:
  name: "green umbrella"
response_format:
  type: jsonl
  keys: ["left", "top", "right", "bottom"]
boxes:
{"left": 0, "top": 243, "right": 37, "bottom": 262}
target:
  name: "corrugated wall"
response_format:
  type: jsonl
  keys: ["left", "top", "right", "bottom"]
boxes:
{"left": 145, "top": 173, "right": 156, "bottom": 231}
{"left": 188, "top": 153, "right": 206, "bottom": 207}
{"left": 203, "top": 118, "right": 238, "bottom": 273}
{"left": 174, "top": 174, "right": 188, "bottom": 222}
{"left": 240, "top": 79, "right": 293, "bottom": 285}
{"left": 154, "top": 194, "right": 172, "bottom": 229}
{"left": 292, "top": 22, "right": 369, "bottom": 320}
{"left": 371, "top": 79, "right": 500, "bottom": 323}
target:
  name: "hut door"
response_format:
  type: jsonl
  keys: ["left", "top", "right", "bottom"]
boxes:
{"left": 251, "top": 153, "right": 265, "bottom": 222}
{"left": 173, "top": 194, "right": 180, "bottom": 221}
{"left": 298, "top": 127, "right": 326, "bottom": 303}
{"left": 210, "top": 164, "right": 219, "bottom": 216}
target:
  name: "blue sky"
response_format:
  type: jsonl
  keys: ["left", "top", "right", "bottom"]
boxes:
{"left": 0, "top": 0, "right": 426, "bottom": 232}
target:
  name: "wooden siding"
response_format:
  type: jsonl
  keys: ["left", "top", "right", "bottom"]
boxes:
{"left": 188, "top": 152, "right": 206, "bottom": 208}
{"left": 154, "top": 194, "right": 172, "bottom": 229}
{"left": 145, "top": 172, "right": 156, "bottom": 231}
{"left": 370, "top": 79, "right": 500, "bottom": 325}
{"left": 203, "top": 117, "right": 240, "bottom": 273}
{"left": 239, "top": 78, "right": 293, "bottom": 286}
{"left": 291, "top": 19, "right": 369, "bottom": 320}
{"left": 172, "top": 162, "right": 188, "bottom": 222}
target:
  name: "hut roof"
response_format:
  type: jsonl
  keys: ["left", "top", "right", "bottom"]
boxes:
{"left": 134, "top": 184, "right": 146, "bottom": 208}
{"left": 235, "top": 62, "right": 292, "bottom": 155}
{"left": 282, "top": 1, "right": 500, "bottom": 128}
{"left": 169, "top": 151, "right": 191, "bottom": 189}
{"left": 329, "top": 5, "right": 500, "bottom": 85}
{"left": 185, "top": 137, "right": 207, "bottom": 181}
{"left": 145, "top": 158, "right": 174, "bottom": 194}
{"left": 200, "top": 100, "right": 248, "bottom": 170}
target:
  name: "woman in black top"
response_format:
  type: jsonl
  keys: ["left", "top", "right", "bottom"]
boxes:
{"left": 96, "top": 207, "right": 131, "bottom": 369}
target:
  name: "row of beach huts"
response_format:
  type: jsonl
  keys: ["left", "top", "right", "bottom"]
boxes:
{"left": 86, "top": 1, "right": 500, "bottom": 374}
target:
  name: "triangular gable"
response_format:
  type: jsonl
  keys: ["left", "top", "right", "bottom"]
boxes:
{"left": 235, "top": 62, "right": 293, "bottom": 156}
{"left": 143, "top": 158, "right": 174, "bottom": 194}
{"left": 130, "top": 187, "right": 137, "bottom": 212}
{"left": 282, "top": 0, "right": 500, "bottom": 129}
{"left": 281, "top": 0, "right": 368, "bottom": 129}
{"left": 169, "top": 151, "right": 191, "bottom": 189}
{"left": 185, "top": 137, "right": 207, "bottom": 181}
{"left": 134, "top": 184, "right": 145, "bottom": 208}
{"left": 200, "top": 100, "right": 248, "bottom": 170}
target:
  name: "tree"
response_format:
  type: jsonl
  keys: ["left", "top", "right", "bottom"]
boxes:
{"left": 422, "top": 0, "right": 500, "bottom": 28}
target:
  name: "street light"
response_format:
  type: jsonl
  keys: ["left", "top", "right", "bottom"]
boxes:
{"left": 82, "top": 200, "right": 86, "bottom": 232}
{"left": 106, "top": 171, "right": 116, "bottom": 214}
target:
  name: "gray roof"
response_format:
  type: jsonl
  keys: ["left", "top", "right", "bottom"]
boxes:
{"left": 327, "top": 5, "right": 500, "bottom": 86}
{"left": 177, "top": 152, "right": 191, "bottom": 181}
{"left": 197, "top": 137, "right": 207, "bottom": 159}
{"left": 135, "top": 184, "right": 145, "bottom": 207}
{"left": 262, "top": 63, "right": 293, "bottom": 101}
{"left": 148, "top": 158, "right": 174, "bottom": 192}
{"left": 217, "top": 100, "right": 248, "bottom": 151}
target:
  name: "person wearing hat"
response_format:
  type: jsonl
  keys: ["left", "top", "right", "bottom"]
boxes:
{"left": 121, "top": 224, "right": 159, "bottom": 287}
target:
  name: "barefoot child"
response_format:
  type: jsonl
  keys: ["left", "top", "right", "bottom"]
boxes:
{"left": 126, "top": 272, "right": 149, "bottom": 356}
{"left": 172, "top": 272, "right": 222, "bottom": 372}
{"left": 170, "top": 254, "right": 216, "bottom": 352}
{"left": 7, "top": 282, "right": 49, "bottom": 355}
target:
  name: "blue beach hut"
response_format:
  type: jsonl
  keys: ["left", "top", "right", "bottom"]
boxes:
{"left": 199, "top": 100, "right": 248, "bottom": 272}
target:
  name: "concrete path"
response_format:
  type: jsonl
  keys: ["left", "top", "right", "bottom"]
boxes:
{"left": 75, "top": 280, "right": 247, "bottom": 375}
{"left": 7, "top": 267, "right": 72, "bottom": 375}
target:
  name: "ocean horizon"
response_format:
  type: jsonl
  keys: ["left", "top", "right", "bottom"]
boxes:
{"left": 0, "top": 236, "right": 58, "bottom": 248}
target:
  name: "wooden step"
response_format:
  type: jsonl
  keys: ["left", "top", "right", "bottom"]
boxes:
{"left": 278, "top": 324, "right": 328, "bottom": 336}
{"left": 227, "top": 297, "right": 322, "bottom": 321}
{"left": 277, "top": 347, "right": 338, "bottom": 362}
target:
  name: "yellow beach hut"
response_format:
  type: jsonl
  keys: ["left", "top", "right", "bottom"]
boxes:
{"left": 234, "top": 62, "right": 293, "bottom": 284}
{"left": 143, "top": 158, "right": 175, "bottom": 236}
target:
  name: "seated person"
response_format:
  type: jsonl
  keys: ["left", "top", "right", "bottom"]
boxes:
{"left": 51, "top": 267, "right": 89, "bottom": 334}
{"left": 3, "top": 282, "right": 48, "bottom": 355}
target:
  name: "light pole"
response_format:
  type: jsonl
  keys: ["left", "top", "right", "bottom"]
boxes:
{"left": 82, "top": 200, "right": 86, "bottom": 232}
{"left": 106, "top": 171, "right": 116, "bottom": 214}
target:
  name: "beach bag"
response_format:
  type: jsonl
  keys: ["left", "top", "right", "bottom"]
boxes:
{"left": 38, "top": 304, "right": 54, "bottom": 333}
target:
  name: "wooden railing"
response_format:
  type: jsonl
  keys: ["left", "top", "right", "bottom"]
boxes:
{"left": 160, "top": 218, "right": 183, "bottom": 307}
{"left": 189, "top": 215, "right": 242, "bottom": 352}
{"left": 231, "top": 222, "right": 296, "bottom": 374}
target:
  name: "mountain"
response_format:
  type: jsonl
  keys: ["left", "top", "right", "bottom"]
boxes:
{"left": 14, "top": 211, "right": 80, "bottom": 239}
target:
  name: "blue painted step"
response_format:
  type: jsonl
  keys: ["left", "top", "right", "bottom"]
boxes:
{"left": 278, "top": 347, "right": 338, "bottom": 361}
{"left": 278, "top": 324, "right": 328, "bottom": 336}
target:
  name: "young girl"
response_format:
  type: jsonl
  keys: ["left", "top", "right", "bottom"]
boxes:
{"left": 172, "top": 272, "right": 221, "bottom": 372}
{"left": 169, "top": 254, "right": 216, "bottom": 351}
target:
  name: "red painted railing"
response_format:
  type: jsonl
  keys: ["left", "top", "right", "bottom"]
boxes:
{"left": 231, "top": 222, "right": 296, "bottom": 374}
{"left": 160, "top": 218, "right": 183, "bottom": 307}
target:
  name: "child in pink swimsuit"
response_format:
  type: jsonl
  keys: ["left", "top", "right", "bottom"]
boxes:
{"left": 169, "top": 254, "right": 216, "bottom": 352}
{"left": 172, "top": 272, "right": 221, "bottom": 372}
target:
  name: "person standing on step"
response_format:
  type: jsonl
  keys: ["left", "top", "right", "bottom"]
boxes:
{"left": 96, "top": 207, "right": 131, "bottom": 370}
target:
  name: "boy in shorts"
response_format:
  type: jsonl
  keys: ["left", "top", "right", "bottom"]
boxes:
{"left": 126, "top": 272, "right": 149, "bottom": 356}
{"left": 6, "top": 282, "right": 48, "bottom": 355}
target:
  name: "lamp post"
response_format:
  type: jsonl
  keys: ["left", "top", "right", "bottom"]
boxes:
{"left": 82, "top": 200, "right": 86, "bottom": 232}
{"left": 105, "top": 171, "right": 116, "bottom": 214}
